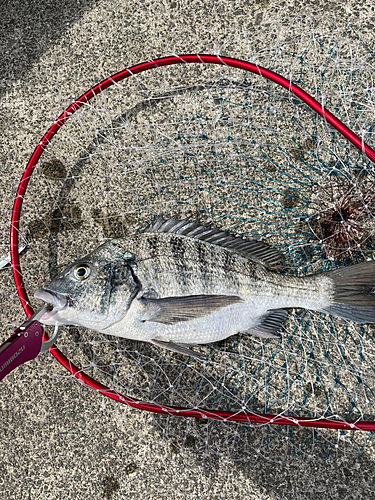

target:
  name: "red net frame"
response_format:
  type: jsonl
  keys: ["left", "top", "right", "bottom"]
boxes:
{"left": 10, "top": 55, "right": 375, "bottom": 431}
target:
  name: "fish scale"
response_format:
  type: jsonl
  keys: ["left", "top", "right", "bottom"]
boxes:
{"left": 130, "top": 233, "right": 254, "bottom": 297}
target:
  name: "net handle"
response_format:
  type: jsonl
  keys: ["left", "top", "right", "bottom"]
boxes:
{"left": 10, "top": 54, "right": 375, "bottom": 430}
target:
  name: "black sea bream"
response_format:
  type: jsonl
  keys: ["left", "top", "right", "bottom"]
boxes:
{"left": 34, "top": 218, "right": 375, "bottom": 358}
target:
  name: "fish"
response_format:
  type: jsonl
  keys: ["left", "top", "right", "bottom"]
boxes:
{"left": 34, "top": 217, "right": 375, "bottom": 359}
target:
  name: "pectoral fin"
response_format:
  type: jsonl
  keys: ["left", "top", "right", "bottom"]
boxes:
{"left": 139, "top": 294, "right": 243, "bottom": 325}
{"left": 150, "top": 339, "right": 207, "bottom": 360}
{"left": 242, "top": 309, "right": 287, "bottom": 338}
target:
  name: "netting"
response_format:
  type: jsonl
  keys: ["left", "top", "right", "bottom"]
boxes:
{"left": 10, "top": 19, "right": 375, "bottom": 461}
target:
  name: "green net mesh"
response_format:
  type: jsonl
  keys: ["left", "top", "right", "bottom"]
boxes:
{"left": 12, "top": 19, "right": 375, "bottom": 460}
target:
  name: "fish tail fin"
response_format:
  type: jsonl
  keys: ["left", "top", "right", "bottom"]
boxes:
{"left": 321, "top": 261, "right": 375, "bottom": 323}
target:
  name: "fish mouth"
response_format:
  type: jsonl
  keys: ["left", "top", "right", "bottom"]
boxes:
{"left": 34, "top": 289, "right": 72, "bottom": 321}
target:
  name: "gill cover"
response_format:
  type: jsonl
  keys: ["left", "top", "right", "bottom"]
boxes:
{"left": 35, "top": 242, "right": 141, "bottom": 330}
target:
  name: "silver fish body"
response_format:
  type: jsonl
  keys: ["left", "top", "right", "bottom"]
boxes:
{"left": 34, "top": 218, "right": 375, "bottom": 357}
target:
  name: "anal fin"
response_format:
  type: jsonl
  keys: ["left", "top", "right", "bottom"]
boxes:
{"left": 242, "top": 309, "right": 287, "bottom": 339}
{"left": 150, "top": 339, "right": 207, "bottom": 360}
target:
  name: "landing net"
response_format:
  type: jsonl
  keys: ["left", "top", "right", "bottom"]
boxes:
{"left": 10, "top": 20, "right": 375, "bottom": 460}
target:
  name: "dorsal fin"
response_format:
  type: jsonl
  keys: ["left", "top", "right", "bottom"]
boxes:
{"left": 145, "top": 217, "right": 285, "bottom": 270}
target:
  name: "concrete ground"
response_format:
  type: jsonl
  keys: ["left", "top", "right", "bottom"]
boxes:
{"left": 1, "top": 0, "right": 375, "bottom": 498}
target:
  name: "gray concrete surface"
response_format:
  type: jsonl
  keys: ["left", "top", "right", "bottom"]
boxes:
{"left": 1, "top": 0, "right": 375, "bottom": 499}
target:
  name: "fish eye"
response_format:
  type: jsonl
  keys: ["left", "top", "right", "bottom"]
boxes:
{"left": 73, "top": 264, "right": 91, "bottom": 281}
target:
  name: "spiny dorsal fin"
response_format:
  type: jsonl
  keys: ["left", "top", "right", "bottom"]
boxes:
{"left": 145, "top": 217, "right": 285, "bottom": 270}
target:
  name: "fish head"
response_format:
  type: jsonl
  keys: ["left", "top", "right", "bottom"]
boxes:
{"left": 34, "top": 241, "right": 141, "bottom": 330}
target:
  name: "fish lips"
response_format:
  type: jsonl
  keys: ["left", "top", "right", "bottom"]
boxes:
{"left": 34, "top": 289, "right": 72, "bottom": 321}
